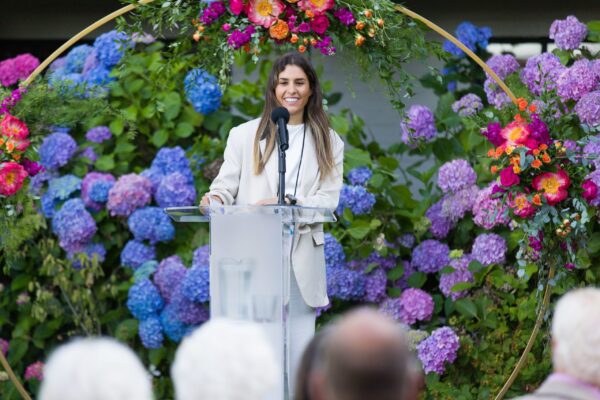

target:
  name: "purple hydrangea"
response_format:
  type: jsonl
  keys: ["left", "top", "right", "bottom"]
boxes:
{"left": 417, "top": 327, "right": 460, "bottom": 374}
{"left": 398, "top": 234, "right": 415, "bottom": 249}
{"left": 442, "top": 185, "right": 479, "bottom": 222}
{"left": 192, "top": 245, "right": 210, "bottom": 269}
{"left": 437, "top": 159, "right": 477, "bottom": 194}
{"left": 451, "top": 94, "right": 483, "bottom": 117}
{"left": 51, "top": 199, "right": 97, "bottom": 253}
{"left": 85, "top": 126, "right": 112, "bottom": 143}
{"left": 139, "top": 316, "right": 164, "bottom": 349}
{"left": 153, "top": 256, "right": 188, "bottom": 302}
{"left": 0, "top": 339, "right": 8, "bottom": 356}
{"left": 325, "top": 233, "right": 345, "bottom": 269}
{"left": 93, "top": 30, "right": 130, "bottom": 68}
{"left": 575, "top": 91, "right": 600, "bottom": 127}
{"left": 347, "top": 167, "right": 372, "bottom": 186}
{"left": 379, "top": 297, "right": 403, "bottom": 321}
{"left": 160, "top": 304, "right": 192, "bottom": 342}
{"left": 583, "top": 136, "right": 600, "bottom": 169}
{"left": 67, "top": 242, "right": 106, "bottom": 269}
{"left": 127, "top": 279, "right": 165, "bottom": 320}
{"left": 107, "top": 173, "right": 152, "bottom": 217}
{"left": 365, "top": 251, "right": 398, "bottom": 271}
{"left": 400, "top": 105, "right": 438, "bottom": 146}
{"left": 79, "top": 147, "right": 98, "bottom": 163}
{"left": 47, "top": 174, "right": 82, "bottom": 200}
{"left": 120, "top": 240, "right": 156, "bottom": 270}
{"left": 411, "top": 239, "right": 450, "bottom": 273}
{"left": 398, "top": 288, "right": 434, "bottom": 325}
{"left": 439, "top": 255, "right": 474, "bottom": 300}
{"left": 549, "top": 15, "right": 588, "bottom": 50}
{"left": 148, "top": 147, "right": 194, "bottom": 185}
{"left": 472, "top": 184, "right": 510, "bottom": 229}
{"left": 155, "top": 172, "right": 197, "bottom": 207}
{"left": 65, "top": 44, "right": 93, "bottom": 73}
{"left": 81, "top": 172, "right": 115, "bottom": 211}
{"left": 171, "top": 288, "right": 210, "bottom": 325}
{"left": 472, "top": 233, "right": 507, "bottom": 266}
{"left": 184, "top": 68, "right": 222, "bottom": 115}
{"left": 520, "top": 53, "right": 565, "bottom": 96}
{"left": 327, "top": 266, "right": 366, "bottom": 301}
{"left": 394, "top": 260, "right": 416, "bottom": 290}
{"left": 39, "top": 132, "right": 77, "bottom": 170}
{"left": 180, "top": 266, "right": 210, "bottom": 303}
{"left": 557, "top": 59, "right": 599, "bottom": 101}
{"left": 334, "top": 8, "right": 355, "bottom": 25}
{"left": 30, "top": 170, "right": 56, "bottom": 196}
{"left": 426, "top": 199, "right": 454, "bottom": 239}
{"left": 127, "top": 207, "right": 175, "bottom": 244}
{"left": 363, "top": 268, "right": 388, "bottom": 303}
{"left": 486, "top": 54, "right": 520, "bottom": 80}
{"left": 484, "top": 78, "right": 512, "bottom": 109}
{"left": 336, "top": 185, "right": 376, "bottom": 215}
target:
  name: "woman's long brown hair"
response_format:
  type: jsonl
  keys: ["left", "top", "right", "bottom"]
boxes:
{"left": 253, "top": 53, "right": 335, "bottom": 179}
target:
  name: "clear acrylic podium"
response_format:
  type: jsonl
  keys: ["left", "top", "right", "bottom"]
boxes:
{"left": 165, "top": 205, "right": 335, "bottom": 400}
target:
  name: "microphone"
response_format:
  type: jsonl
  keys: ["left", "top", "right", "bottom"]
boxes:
{"left": 271, "top": 107, "right": 290, "bottom": 151}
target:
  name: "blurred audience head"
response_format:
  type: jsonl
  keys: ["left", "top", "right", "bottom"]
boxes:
{"left": 552, "top": 287, "right": 600, "bottom": 386}
{"left": 39, "top": 337, "right": 153, "bottom": 400}
{"left": 172, "top": 318, "right": 279, "bottom": 400}
{"left": 294, "top": 328, "right": 330, "bottom": 400}
{"left": 312, "top": 307, "right": 413, "bottom": 400}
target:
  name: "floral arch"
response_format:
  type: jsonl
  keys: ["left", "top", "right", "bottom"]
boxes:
{"left": 1, "top": 1, "right": 599, "bottom": 399}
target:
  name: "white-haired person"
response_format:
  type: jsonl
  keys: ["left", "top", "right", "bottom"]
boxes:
{"left": 171, "top": 318, "right": 279, "bottom": 400}
{"left": 39, "top": 337, "right": 153, "bottom": 400}
{"left": 513, "top": 287, "right": 600, "bottom": 400}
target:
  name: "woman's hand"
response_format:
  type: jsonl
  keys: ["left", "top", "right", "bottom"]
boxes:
{"left": 199, "top": 194, "right": 223, "bottom": 207}
{"left": 254, "top": 197, "right": 279, "bottom": 206}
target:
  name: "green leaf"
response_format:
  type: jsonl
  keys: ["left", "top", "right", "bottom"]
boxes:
{"left": 123, "top": 104, "right": 139, "bottom": 121}
{"left": 468, "top": 260, "right": 484, "bottom": 272}
{"left": 95, "top": 155, "right": 115, "bottom": 171}
{"left": 377, "top": 156, "right": 399, "bottom": 171}
{"left": 330, "top": 115, "right": 350, "bottom": 135}
{"left": 151, "top": 129, "right": 169, "bottom": 148}
{"left": 387, "top": 265, "right": 405, "bottom": 281}
{"left": 344, "top": 148, "right": 372, "bottom": 170}
{"left": 114, "top": 142, "right": 136, "bottom": 154}
{"left": 149, "top": 347, "right": 167, "bottom": 366}
{"left": 125, "top": 79, "right": 145, "bottom": 94}
{"left": 175, "top": 122, "right": 195, "bottom": 138}
{"left": 109, "top": 118, "right": 125, "bottom": 136}
{"left": 347, "top": 221, "right": 371, "bottom": 239}
{"left": 162, "top": 92, "right": 182, "bottom": 120}
{"left": 455, "top": 298, "right": 478, "bottom": 319}
{"left": 588, "top": 235, "right": 600, "bottom": 255}
{"left": 451, "top": 281, "right": 474, "bottom": 292}
{"left": 115, "top": 319, "right": 138, "bottom": 341}
{"left": 10, "top": 274, "right": 30, "bottom": 291}
{"left": 407, "top": 272, "right": 427, "bottom": 288}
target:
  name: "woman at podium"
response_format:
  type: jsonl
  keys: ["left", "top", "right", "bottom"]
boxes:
{"left": 200, "top": 52, "right": 344, "bottom": 391}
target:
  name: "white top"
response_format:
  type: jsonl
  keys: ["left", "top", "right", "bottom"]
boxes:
{"left": 284, "top": 123, "right": 305, "bottom": 196}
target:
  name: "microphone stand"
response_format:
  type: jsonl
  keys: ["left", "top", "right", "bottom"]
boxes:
{"left": 278, "top": 143, "right": 286, "bottom": 206}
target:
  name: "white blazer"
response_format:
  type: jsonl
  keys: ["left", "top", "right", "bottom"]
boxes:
{"left": 209, "top": 117, "right": 344, "bottom": 307}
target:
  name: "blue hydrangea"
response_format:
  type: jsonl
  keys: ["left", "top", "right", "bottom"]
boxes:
{"left": 47, "top": 175, "right": 82, "bottom": 200}
{"left": 138, "top": 316, "right": 164, "bottom": 349}
{"left": 148, "top": 147, "right": 194, "bottom": 185}
{"left": 347, "top": 167, "right": 372, "bottom": 186}
{"left": 51, "top": 199, "right": 97, "bottom": 253}
{"left": 134, "top": 260, "right": 159, "bottom": 283}
{"left": 83, "top": 66, "right": 113, "bottom": 87}
{"left": 336, "top": 185, "right": 376, "bottom": 215}
{"left": 85, "top": 126, "right": 112, "bottom": 143}
{"left": 180, "top": 266, "right": 210, "bottom": 303}
{"left": 171, "top": 287, "right": 210, "bottom": 325}
{"left": 155, "top": 172, "right": 197, "bottom": 208}
{"left": 127, "top": 279, "right": 165, "bottom": 320}
{"left": 67, "top": 242, "right": 106, "bottom": 269}
{"left": 154, "top": 255, "right": 188, "bottom": 302}
{"left": 82, "top": 50, "right": 99, "bottom": 75}
{"left": 48, "top": 71, "right": 85, "bottom": 90}
{"left": 39, "top": 132, "right": 77, "bottom": 170}
{"left": 192, "top": 245, "right": 210, "bottom": 269}
{"left": 411, "top": 239, "right": 450, "bottom": 274}
{"left": 327, "top": 266, "right": 366, "bottom": 301}
{"left": 40, "top": 192, "right": 58, "bottom": 218}
{"left": 442, "top": 22, "right": 492, "bottom": 58}
{"left": 160, "top": 304, "right": 192, "bottom": 342}
{"left": 120, "top": 240, "right": 156, "bottom": 270}
{"left": 30, "top": 170, "right": 57, "bottom": 197}
{"left": 184, "top": 68, "right": 222, "bottom": 115}
{"left": 127, "top": 207, "right": 175, "bottom": 244}
{"left": 65, "top": 44, "right": 94, "bottom": 73}
{"left": 93, "top": 30, "right": 130, "bottom": 68}
{"left": 140, "top": 168, "right": 164, "bottom": 193}
{"left": 89, "top": 180, "right": 114, "bottom": 202}
{"left": 324, "top": 233, "right": 345, "bottom": 269}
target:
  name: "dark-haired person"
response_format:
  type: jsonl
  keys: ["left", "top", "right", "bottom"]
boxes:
{"left": 200, "top": 52, "right": 344, "bottom": 391}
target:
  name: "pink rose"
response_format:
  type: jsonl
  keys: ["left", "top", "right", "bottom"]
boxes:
{"left": 229, "top": 0, "right": 244, "bottom": 15}
{"left": 310, "top": 14, "right": 330, "bottom": 35}
{"left": 500, "top": 167, "right": 520, "bottom": 187}
{"left": 582, "top": 180, "right": 598, "bottom": 203}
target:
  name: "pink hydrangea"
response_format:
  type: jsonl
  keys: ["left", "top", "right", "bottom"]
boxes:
{"left": 24, "top": 361, "right": 44, "bottom": 381}
{"left": 107, "top": 173, "right": 152, "bottom": 217}
{"left": 399, "top": 288, "right": 434, "bottom": 325}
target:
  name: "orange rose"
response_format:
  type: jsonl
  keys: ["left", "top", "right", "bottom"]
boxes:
{"left": 355, "top": 35, "right": 365, "bottom": 46}
{"left": 532, "top": 194, "right": 542, "bottom": 206}
{"left": 269, "top": 19, "right": 289, "bottom": 40}
{"left": 554, "top": 141, "right": 562, "bottom": 148}
{"left": 487, "top": 148, "right": 495, "bottom": 157}
{"left": 356, "top": 21, "right": 365, "bottom": 30}
{"left": 491, "top": 165, "right": 498, "bottom": 174}
{"left": 539, "top": 143, "right": 548, "bottom": 151}
{"left": 290, "top": 34, "right": 299, "bottom": 44}
{"left": 542, "top": 153, "right": 551, "bottom": 163}
{"left": 377, "top": 18, "right": 384, "bottom": 27}
{"left": 513, "top": 165, "right": 521, "bottom": 174}
{"left": 531, "top": 159, "right": 542, "bottom": 169}
{"left": 5, "top": 141, "right": 14, "bottom": 152}
{"left": 532, "top": 149, "right": 540, "bottom": 156}
{"left": 305, "top": 10, "right": 314, "bottom": 18}
{"left": 529, "top": 104, "right": 537, "bottom": 113}
{"left": 364, "top": 9, "right": 373, "bottom": 18}
{"left": 298, "top": 44, "right": 307, "bottom": 53}
{"left": 12, "top": 153, "right": 21, "bottom": 161}
{"left": 517, "top": 97, "right": 528, "bottom": 111}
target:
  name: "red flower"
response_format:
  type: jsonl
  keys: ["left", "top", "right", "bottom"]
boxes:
{"left": 582, "top": 180, "right": 598, "bottom": 204}
{"left": 298, "top": 0, "right": 334, "bottom": 14}
{"left": 229, "top": 0, "right": 244, "bottom": 15}
{"left": 531, "top": 169, "right": 571, "bottom": 205}
{"left": 0, "top": 114, "right": 29, "bottom": 139}
{"left": 500, "top": 121, "right": 530, "bottom": 147}
{"left": 500, "top": 167, "right": 520, "bottom": 187}
{"left": 511, "top": 193, "right": 536, "bottom": 218}
{"left": 310, "top": 14, "right": 330, "bottom": 34}
{"left": 247, "top": 0, "right": 285, "bottom": 28}
{"left": 0, "top": 162, "right": 28, "bottom": 196}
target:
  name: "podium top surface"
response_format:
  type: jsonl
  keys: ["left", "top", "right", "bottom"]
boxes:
{"left": 164, "top": 205, "right": 337, "bottom": 223}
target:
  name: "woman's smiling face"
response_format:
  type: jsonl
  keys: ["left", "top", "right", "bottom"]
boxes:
{"left": 275, "top": 64, "right": 312, "bottom": 124}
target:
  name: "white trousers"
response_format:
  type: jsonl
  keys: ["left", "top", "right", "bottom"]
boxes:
{"left": 288, "top": 271, "right": 316, "bottom": 395}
